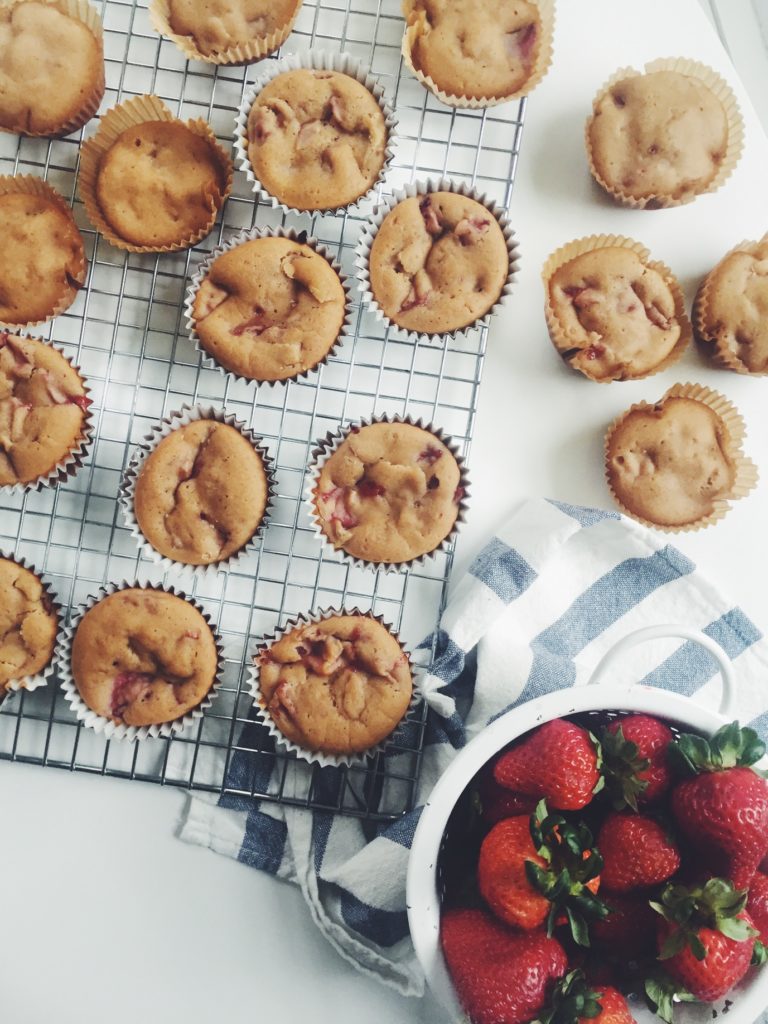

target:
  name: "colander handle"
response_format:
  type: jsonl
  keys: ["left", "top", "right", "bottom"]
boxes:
{"left": 587, "top": 624, "right": 736, "bottom": 718}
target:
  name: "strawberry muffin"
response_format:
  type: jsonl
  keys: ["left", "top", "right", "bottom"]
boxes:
{"left": 0, "top": 556, "right": 58, "bottom": 690}
{"left": 155, "top": 0, "right": 302, "bottom": 62}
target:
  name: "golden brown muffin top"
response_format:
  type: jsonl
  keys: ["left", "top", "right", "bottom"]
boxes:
{"left": 167, "top": 0, "right": 300, "bottom": 57}
{"left": 257, "top": 614, "right": 412, "bottom": 755}
{"left": 0, "top": 557, "right": 57, "bottom": 687}
{"left": 700, "top": 238, "right": 768, "bottom": 374}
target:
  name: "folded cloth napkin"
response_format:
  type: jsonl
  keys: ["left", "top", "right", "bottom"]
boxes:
{"left": 179, "top": 498, "right": 768, "bottom": 997}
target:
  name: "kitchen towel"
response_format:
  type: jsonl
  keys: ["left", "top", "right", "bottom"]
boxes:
{"left": 179, "top": 498, "right": 768, "bottom": 997}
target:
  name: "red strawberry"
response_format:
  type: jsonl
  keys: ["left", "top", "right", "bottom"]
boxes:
{"left": 441, "top": 907, "right": 567, "bottom": 1024}
{"left": 747, "top": 870, "right": 768, "bottom": 944}
{"left": 535, "top": 970, "right": 636, "bottom": 1024}
{"left": 478, "top": 816, "right": 549, "bottom": 930}
{"left": 597, "top": 813, "right": 680, "bottom": 893}
{"left": 494, "top": 720, "right": 602, "bottom": 811}
{"left": 601, "top": 714, "right": 673, "bottom": 810}
{"left": 587, "top": 986, "right": 636, "bottom": 1024}
{"left": 477, "top": 764, "right": 536, "bottom": 826}
{"left": 669, "top": 722, "right": 768, "bottom": 888}
{"left": 591, "top": 892, "right": 658, "bottom": 959}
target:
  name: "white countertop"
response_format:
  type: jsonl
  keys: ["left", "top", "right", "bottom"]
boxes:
{"left": 4, "top": 3, "right": 768, "bottom": 1022}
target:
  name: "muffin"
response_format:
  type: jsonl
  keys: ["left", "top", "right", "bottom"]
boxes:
{"left": 69, "top": 587, "right": 219, "bottom": 728}
{"left": 79, "top": 95, "right": 232, "bottom": 252}
{"left": 0, "top": 332, "right": 91, "bottom": 487}
{"left": 605, "top": 384, "right": 757, "bottom": 530}
{"left": 366, "top": 190, "right": 510, "bottom": 335}
{"left": 0, "top": 556, "right": 58, "bottom": 691}
{"left": 402, "top": 0, "right": 553, "bottom": 105}
{"left": 243, "top": 67, "right": 388, "bottom": 211}
{"left": 190, "top": 234, "right": 347, "bottom": 382}
{"left": 150, "top": 0, "right": 302, "bottom": 65}
{"left": 132, "top": 418, "right": 271, "bottom": 566}
{"left": 695, "top": 235, "right": 768, "bottom": 375}
{"left": 0, "top": 0, "right": 104, "bottom": 137}
{"left": 0, "top": 177, "right": 86, "bottom": 326}
{"left": 586, "top": 60, "right": 743, "bottom": 208}
{"left": 543, "top": 237, "right": 690, "bottom": 382}
{"left": 253, "top": 612, "right": 413, "bottom": 759}
{"left": 312, "top": 419, "right": 466, "bottom": 565}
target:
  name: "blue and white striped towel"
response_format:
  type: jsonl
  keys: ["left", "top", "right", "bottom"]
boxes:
{"left": 179, "top": 498, "right": 768, "bottom": 997}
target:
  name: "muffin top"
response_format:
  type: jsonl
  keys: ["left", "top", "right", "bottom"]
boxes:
{"left": 368, "top": 191, "right": 508, "bottom": 334}
{"left": 192, "top": 236, "right": 346, "bottom": 381}
{"left": 0, "top": 333, "right": 90, "bottom": 486}
{"left": 257, "top": 614, "right": 412, "bottom": 755}
{"left": 0, "top": 557, "right": 57, "bottom": 687}
{"left": 606, "top": 396, "right": 737, "bottom": 528}
{"left": 588, "top": 70, "right": 729, "bottom": 204}
{"left": 547, "top": 246, "right": 684, "bottom": 381}
{"left": 71, "top": 588, "right": 218, "bottom": 727}
{"left": 314, "top": 421, "right": 463, "bottom": 564}
{"left": 134, "top": 420, "right": 269, "bottom": 565}
{"left": 0, "top": 189, "right": 86, "bottom": 325}
{"left": 0, "top": 0, "right": 103, "bottom": 136}
{"left": 246, "top": 68, "right": 387, "bottom": 210}
{"left": 403, "top": 0, "right": 541, "bottom": 100}
{"left": 700, "top": 238, "right": 768, "bottom": 374}
{"left": 167, "top": 0, "right": 300, "bottom": 57}
{"left": 95, "top": 121, "right": 229, "bottom": 249}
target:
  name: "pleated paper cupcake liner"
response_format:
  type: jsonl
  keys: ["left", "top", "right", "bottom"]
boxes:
{"left": 0, "top": 550, "right": 63, "bottom": 699}
{"left": 234, "top": 50, "right": 399, "bottom": 215}
{"left": 184, "top": 224, "right": 353, "bottom": 386}
{"left": 306, "top": 413, "right": 470, "bottom": 574}
{"left": 118, "top": 404, "right": 276, "bottom": 577}
{"left": 541, "top": 234, "right": 692, "bottom": 382}
{"left": 355, "top": 177, "right": 520, "bottom": 345}
{"left": 57, "top": 581, "right": 225, "bottom": 742}
{"left": 247, "top": 606, "right": 423, "bottom": 768}
{"left": 78, "top": 94, "right": 233, "bottom": 253}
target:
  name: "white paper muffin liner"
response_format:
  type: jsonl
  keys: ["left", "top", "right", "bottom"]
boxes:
{"left": 306, "top": 412, "right": 470, "bottom": 574}
{"left": 57, "top": 580, "right": 225, "bottom": 742}
{"left": 184, "top": 224, "right": 353, "bottom": 386}
{"left": 355, "top": 177, "right": 520, "bottom": 345}
{"left": 234, "top": 50, "right": 399, "bottom": 215}
{"left": 247, "top": 606, "right": 424, "bottom": 768}
{"left": 0, "top": 333, "right": 94, "bottom": 495}
{"left": 0, "top": 550, "right": 63, "bottom": 700}
{"left": 118, "top": 404, "right": 276, "bottom": 577}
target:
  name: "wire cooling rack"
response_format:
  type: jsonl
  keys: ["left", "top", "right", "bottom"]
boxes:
{"left": 0, "top": 0, "right": 526, "bottom": 820}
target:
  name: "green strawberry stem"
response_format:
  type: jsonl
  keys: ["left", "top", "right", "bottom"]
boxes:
{"left": 599, "top": 723, "right": 651, "bottom": 811}
{"left": 644, "top": 970, "right": 697, "bottom": 1024}
{"left": 650, "top": 878, "right": 758, "bottom": 961}
{"left": 531, "top": 969, "right": 603, "bottom": 1024}
{"left": 668, "top": 721, "right": 766, "bottom": 778}
{"left": 752, "top": 939, "right": 768, "bottom": 967}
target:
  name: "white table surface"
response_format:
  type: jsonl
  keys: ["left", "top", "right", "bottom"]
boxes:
{"left": 4, "top": 3, "right": 768, "bottom": 1022}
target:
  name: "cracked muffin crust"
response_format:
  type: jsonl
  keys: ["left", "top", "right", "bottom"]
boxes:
{"left": 546, "top": 245, "right": 687, "bottom": 382}
{"left": 696, "top": 237, "right": 768, "bottom": 375}
{"left": 402, "top": 0, "right": 542, "bottom": 101}
{"left": 0, "top": 187, "right": 86, "bottom": 325}
{"left": 0, "top": 0, "right": 104, "bottom": 136}
{"left": 367, "top": 191, "right": 508, "bottom": 335}
{"left": 164, "top": 0, "right": 301, "bottom": 59}
{"left": 133, "top": 419, "right": 269, "bottom": 566}
{"left": 313, "top": 421, "right": 463, "bottom": 564}
{"left": 192, "top": 236, "right": 346, "bottom": 382}
{"left": 256, "top": 614, "right": 412, "bottom": 756}
{"left": 71, "top": 588, "right": 218, "bottom": 727}
{"left": 587, "top": 69, "right": 730, "bottom": 206}
{"left": 94, "top": 120, "right": 229, "bottom": 249}
{"left": 246, "top": 68, "right": 388, "bottom": 211}
{"left": 0, "top": 557, "right": 57, "bottom": 688}
{"left": 0, "top": 333, "right": 90, "bottom": 486}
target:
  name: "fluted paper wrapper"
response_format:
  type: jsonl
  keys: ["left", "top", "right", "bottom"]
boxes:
{"left": 401, "top": 0, "right": 554, "bottom": 108}
{"left": 0, "top": 551, "right": 62, "bottom": 700}
{"left": 586, "top": 57, "right": 744, "bottom": 209}
{"left": 541, "top": 234, "right": 691, "bottom": 382}
{"left": 247, "top": 606, "right": 423, "bottom": 768}
{"left": 234, "top": 50, "right": 398, "bottom": 215}
{"left": 57, "top": 581, "right": 225, "bottom": 742}
{"left": 118, "top": 404, "right": 276, "bottom": 577}
{"left": 78, "top": 94, "right": 232, "bottom": 253}
{"left": 355, "top": 177, "right": 520, "bottom": 345}
{"left": 604, "top": 382, "right": 758, "bottom": 532}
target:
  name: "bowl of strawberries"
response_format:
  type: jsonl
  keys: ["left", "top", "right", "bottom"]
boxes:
{"left": 406, "top": 625, "right": 768, "bottom": 1024}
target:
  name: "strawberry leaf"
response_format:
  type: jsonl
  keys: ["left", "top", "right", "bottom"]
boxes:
{"left": 530, "top": 970, "right": 605, "bottom": 1024}
{"left": 644, "top": 972, "right": 696, "bottom": 1024}
{"left": 669, "top": 721, "right": 766, "bottom": 775}
{"left": 566, "top": 906, "right": 590, "bottom": 948}
{"left": 658, "top": 926, "right": 687, "bottom": 960}
{"left": 599, "top": 723, "right": 651, "bottom": 811}
{"left": 752, "top": 940, "right": 768, "bottom": 966}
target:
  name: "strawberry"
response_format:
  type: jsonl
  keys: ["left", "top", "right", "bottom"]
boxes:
{"left": 591, "top": 892, "right": 658, "bottom": 960}
{"left": 601, "top": 714, "right": 673, "bottom": 810}
{"left": 531, "top": 969, "right": 635, "bottom": 1024}
{"left": 494, "top": 720, "right": 603, "bottom": 811}
{"left": 478, "top": 816, "right": 549, "bottom": 930}
{"left": 747, "top": 870, "right": 768, "bottom": 944}
{"left": 669, "top": 721, "right": 768, "bottom": 888}
{"left": 597, "top": 813, "right": 680, "bottom": 893}
{"left": 441, "top": 907, "right": 567, "bottom": 1024}
{"left": 477, "top": 763, "right": 537, "bottom": 826}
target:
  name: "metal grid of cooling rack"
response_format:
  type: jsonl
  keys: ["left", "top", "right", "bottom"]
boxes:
{"left": 0, "top": 0, "right": 526, "bottom": 820}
